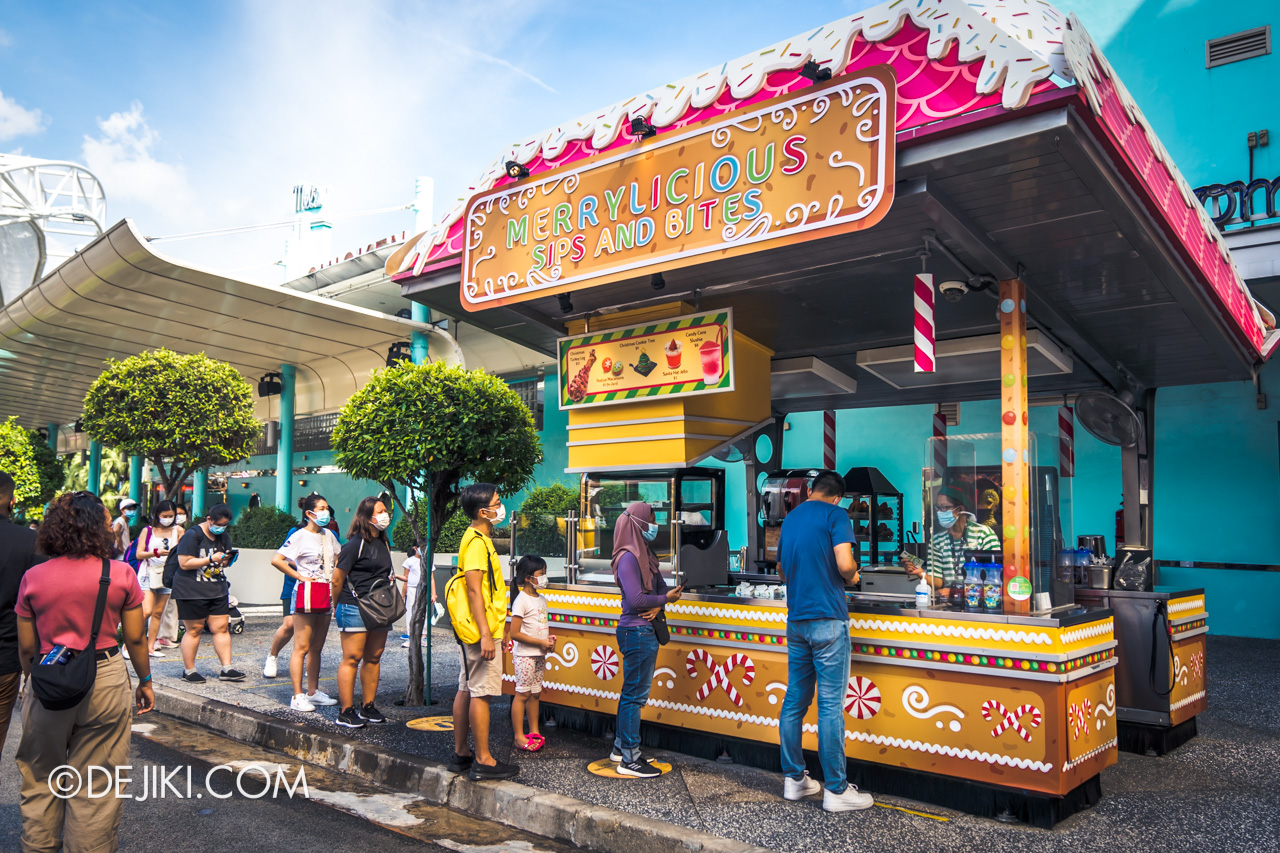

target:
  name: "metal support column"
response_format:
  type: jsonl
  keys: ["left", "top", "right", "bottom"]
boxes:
{"left": 129, "top": 456, "right": 143, "bottom": 508}
{"left": 411, "top": 303, "right": 430, "bottom": 365}
{"left": 46, "top": 423, "right": 58, "bottom": 452}
{"left": 193, "top": 472, "right": 207, "bottom": 517}
{"left": 87, "top": 440, "right": 102, "bottom": 496}
{"left": 276, "top": 364, "right": 296, "bottom": 512}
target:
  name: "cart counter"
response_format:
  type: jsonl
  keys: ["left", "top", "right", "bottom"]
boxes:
{"left": 503, "top": 585, "right": 1118, "bottom": 799}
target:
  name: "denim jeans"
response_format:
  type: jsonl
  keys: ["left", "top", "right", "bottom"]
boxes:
{"left": 779, "top": 618, "right": 851, "bottom": 793}
{"left": 613, "top": 625, "right": 659, "bottom": 762}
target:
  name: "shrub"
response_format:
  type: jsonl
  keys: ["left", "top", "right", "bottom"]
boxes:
{"left": 392, "top": 503, "right": 509, "bottom": 554}
{"left": 515, "top": 483, "right": 579, "bottom": 557}
{"left": 229, "top": 505, "right": 301, "bottom": 549}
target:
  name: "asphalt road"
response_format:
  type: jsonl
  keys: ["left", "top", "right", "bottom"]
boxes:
{"left": 0, "top": 693, "right": 569, "bottom": 853}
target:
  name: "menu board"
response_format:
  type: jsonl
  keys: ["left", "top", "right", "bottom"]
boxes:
{"left": 558, "top": 310, "right": 733, "bottom": 410}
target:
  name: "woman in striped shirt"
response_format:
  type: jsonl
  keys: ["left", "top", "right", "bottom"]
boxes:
{"left": 904, "top": 485, "right": 999, "bottom": 590}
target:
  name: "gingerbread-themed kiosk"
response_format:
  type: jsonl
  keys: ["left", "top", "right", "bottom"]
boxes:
{"left": 388, "top": 0, "right": 1271, "bottom": 826}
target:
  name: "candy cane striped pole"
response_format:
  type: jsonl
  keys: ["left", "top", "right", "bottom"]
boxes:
{"left": 823, "top": 410, "right": 836, "bottom": 470}
{"left": 1059, "top": 405, "right": 1074, "bottom": 478}
{"left": 914, "top": 274, "right": 935, "bottom": 372}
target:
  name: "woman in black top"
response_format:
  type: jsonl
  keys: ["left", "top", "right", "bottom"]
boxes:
{"left": 331, "top": 496, "right": 395, "bottom": 729}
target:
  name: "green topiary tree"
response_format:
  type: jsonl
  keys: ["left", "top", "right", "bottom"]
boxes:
{"left": 81, "top": 349, "right": 260, "bottom": 504}
{"left": 24, "top": 429, "right": 66, "bottom": 508}
{"left": 230, "top": 505, "right": 302, "bottom": 549}
{"left": 515, "top": 483, "right": 579, "bottom": 557}
{"left": 332, "top": 360, "right": 542, "bottom": 706}
{"left": 0, "top": 418, "right": 41, "bottom": 511}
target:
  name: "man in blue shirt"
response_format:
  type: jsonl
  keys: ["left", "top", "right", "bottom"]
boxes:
{"left": 776, "top": 470, "right": 874, "bottom": 812}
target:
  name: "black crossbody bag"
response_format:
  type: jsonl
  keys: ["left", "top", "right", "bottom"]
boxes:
{"left": 351, "top": 540, "right": 407, "bottom": 630}
{"left": 31, "top": 559, "right": 112, "bottom": 711}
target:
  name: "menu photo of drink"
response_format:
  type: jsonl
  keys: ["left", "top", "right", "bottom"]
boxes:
{"left": 557, "top": 309, "right": 734, "bottom": 410}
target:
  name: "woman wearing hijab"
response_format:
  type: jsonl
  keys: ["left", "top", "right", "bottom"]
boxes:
{"left": 609, "top": 502, "right": 682, "bottom": 778}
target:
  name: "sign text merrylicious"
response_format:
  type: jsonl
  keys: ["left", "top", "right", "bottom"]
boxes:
{"left": 461, "top": 67, "right": 896, "bottom": 310}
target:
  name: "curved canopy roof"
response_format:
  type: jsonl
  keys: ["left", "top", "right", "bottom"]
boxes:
{"left": 0, "top": 218, "right": 436, "bottom": 428}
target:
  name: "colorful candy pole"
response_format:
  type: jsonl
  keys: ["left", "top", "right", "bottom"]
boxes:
{"left": 1059, "top": 406, "right": 1074, "bottom": 479}
{"left": 1000, "top": 279, "right": 1031, "bottom": 614}
{"left": 823, "top": 410, "right": 836, "bottom": 470}
{"left": 914, "top": 274, "right": 935, "bottom": 372}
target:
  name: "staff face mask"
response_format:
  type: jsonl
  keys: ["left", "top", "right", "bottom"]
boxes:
{"left": 936, "top": 510, "right": 957, "bottom": 529}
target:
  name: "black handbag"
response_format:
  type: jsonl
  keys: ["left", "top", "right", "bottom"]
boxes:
{"left": 30, "top": 559, "right": 112, "bottom": 711}
{"left": 652, "top": 609, "right": 670, "bottom": 646}
{"left": 351, "top": 541, "right": 407, "bottom": 630}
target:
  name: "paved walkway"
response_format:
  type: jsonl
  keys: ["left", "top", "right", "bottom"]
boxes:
{"left": 145, "top": 612, "right": 1279, "bottom": 853}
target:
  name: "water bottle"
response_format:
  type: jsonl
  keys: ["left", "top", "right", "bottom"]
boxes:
{"left": 983, "top": 562, "right": 1003, "bottom": 613}
{"left": 964, "top": 562, "right": 983, "bottom": 612}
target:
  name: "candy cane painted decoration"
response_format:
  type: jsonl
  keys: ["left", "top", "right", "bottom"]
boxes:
{"left": 686, "top": 649, "right": 756, "bottom": 707}
{"left": 1059, "top": 406, "right": 1075, "bottom": 478}
{"left": 823, "top": 410, "right": 836, "bottom": 470}
{"left": 590, "top": 644, "right": 619, "bottom": 681}
{"left": 981, "top": 699, "right": 1042, "bottom": 742}
{"left": 914, "top": 274, "right": 935, "bottom": 372}
{"left": 1190, "top": 650, "right": 1204, "bottom": 679}
{"left": 844, "top": 676, "right": 882, "bottom": 719}
{"left": 1068, "top": 702, "right": 1087, "bottom": 741}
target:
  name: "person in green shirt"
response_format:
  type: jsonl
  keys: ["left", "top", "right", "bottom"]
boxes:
{"left": 904, "top": 485, "right": 1000, "bottom": 590}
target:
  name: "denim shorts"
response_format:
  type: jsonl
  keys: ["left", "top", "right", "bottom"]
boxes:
{"left": 334, "top": 602, "right": 366, "bottom": 633}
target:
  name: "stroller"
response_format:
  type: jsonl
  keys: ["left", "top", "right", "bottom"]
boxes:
{"left": 227, "top": 595, "right": 246, "bottom": 634}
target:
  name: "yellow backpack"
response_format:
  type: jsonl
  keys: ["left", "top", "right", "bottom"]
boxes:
{"left": 444, "top": 528, "right": 507, "bottom": 645}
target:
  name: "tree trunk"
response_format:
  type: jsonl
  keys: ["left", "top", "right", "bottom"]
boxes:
{"left": 401, "top": 474, "right": 435, "bottom": 707}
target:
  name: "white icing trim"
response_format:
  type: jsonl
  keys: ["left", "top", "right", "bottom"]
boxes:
{"left": 648, "top": 698, "right": 781, "bottom": 727}
{"left": 1061, "top": 737, "right": 1117, "bottom": 772}
{"left": 1170, "top": 690, "right": 1207, "bottom": 713}
{"left": 849, "top": 618, "right": 1053, "bottom": 646}
{"left": 504, "top": 673, "right": 622, "bottom": 701}
{"left": 1168, "top": 598, "right": 1205, "bottom": 616}
{"left": 394, "top": 0, "right": 1070, "bottom": 275}
{"left": 1061, "top": 619, "right": 1114, "bottom": 646}
{"left": 667, "top": 602, "right": 788, "bottom": 624}
{"left": 542, "top": 592, "right": 621, "bottom": 609}
{"left": 802, "top": 723, "right": 1053, "bottom": 773}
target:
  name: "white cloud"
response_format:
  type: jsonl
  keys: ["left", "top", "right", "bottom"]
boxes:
{"left": 81, "top": 101, "right": 193, "bottom": 212}
{"left": 0, "top": 89, "right": 45, "bottom": 141}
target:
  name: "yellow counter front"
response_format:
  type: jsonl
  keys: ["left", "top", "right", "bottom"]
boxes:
{"left": 503, "top": 586, "right": 1118, "bottom": 822}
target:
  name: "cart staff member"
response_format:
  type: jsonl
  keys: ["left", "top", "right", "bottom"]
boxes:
{"left": 904, "top": 485, "right": 999, "bottom": 589}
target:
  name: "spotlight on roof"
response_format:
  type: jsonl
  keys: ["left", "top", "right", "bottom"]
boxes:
{"left": 395, "top": 308, "right": 412, "bottom": 319}
{"left": 629, "top": 116, "right": 657, "bottom": 140}
{"left": 650, "top": 273, "right": 666, "bottom": 291}
{"left": 74, "top": 419, "right": 84, "bottom": 434}
{"left": 557, "top": 293, "right": 574, "bottom": 314}
{"left": 257, "top": 372, "right": 283, "bottom": 398}
{"left": 798, "top": 60, "right": 832, "bottom": 83}
{"left": 385, "top": 341, "right": 413, "bottom": 367}
{"left": 505, "top": 160, "right": 530, "bottom": 180}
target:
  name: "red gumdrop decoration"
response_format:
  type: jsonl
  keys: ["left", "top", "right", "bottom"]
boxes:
{"left": 1022, "top": 412, "right": 1028, "bottom": 425}
{"left": 1002, "top": 411, "right": 1016, "bottom": 425}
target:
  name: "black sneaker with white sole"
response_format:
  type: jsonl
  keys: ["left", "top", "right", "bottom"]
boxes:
{"left": 336, "top": 707, "right": 366, "bottom": 728}
{"left": 358, "top": 702, "right": 387, "bottom": 723}
{"left": 616, "top": 759, "right": 661, "bottom": 778}
{"left": 181, "top": 671, "right": 206, "bottom": 684}
{"left": 219, "top": 668, "right": 246, "bottom": 682}
{"left": 609, "top": 749, "right": 641, "bottom": 763}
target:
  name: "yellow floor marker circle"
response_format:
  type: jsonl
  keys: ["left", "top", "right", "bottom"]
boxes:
{"left": 587, "top": 758, "right": 673, "bottom": 778}
{"left": 406, "top": 716, "right": 455, "bottom": 731}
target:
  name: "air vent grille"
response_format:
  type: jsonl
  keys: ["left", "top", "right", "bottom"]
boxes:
{"left": 1206, "top": 25, "right": 1270, "bottom": 68}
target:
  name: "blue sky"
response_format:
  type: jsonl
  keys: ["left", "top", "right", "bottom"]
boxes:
{"left": 0, "top": 0, "right": 1138, "bottom": 282}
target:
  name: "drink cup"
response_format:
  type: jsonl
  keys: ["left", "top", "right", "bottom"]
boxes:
{"left": 665, "top": 339, "right": 683, "bottom": 369}
{"left": 700, "top": 339, "right": 723, "bottom": 385}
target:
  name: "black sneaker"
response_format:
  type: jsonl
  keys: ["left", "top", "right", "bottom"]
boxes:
{"left": 358, "top": 702, "right": 387, "bottom": 723}
{"left": 219, "top": 668, "right": 246, "bottom": 682}
{"left": 446, "top": 753, "right": 474, "bottom": 773}
{"left": 468, "top": 760, "right": 519, "bottom": 781}
{"left": 336, "top": 707, "right": 365, "bottom": 728}
{"left": 610, "top": 749, "right": 641, "bottom": 763}
{"left": 181, "top": 671, "right": 206, "bottom": 684}
{"left": 617, "top": 759, "right": 661, "bottom": 778}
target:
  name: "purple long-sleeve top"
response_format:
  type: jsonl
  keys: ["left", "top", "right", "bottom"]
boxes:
{"left": 616, "top": 551, "right": 668, "bottom": 628}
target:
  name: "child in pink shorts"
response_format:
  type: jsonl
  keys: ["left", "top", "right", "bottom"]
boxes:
{"left": 509, "top": 556, "right": 555, "bottom": 751}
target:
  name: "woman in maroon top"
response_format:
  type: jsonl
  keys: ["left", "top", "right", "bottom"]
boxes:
{"left": 15, "top": 491, "right": 152, "bottom": 853}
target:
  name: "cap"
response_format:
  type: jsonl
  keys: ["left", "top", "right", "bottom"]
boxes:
{"left": 119, "top": 498, "right": 139, "bottom": 509}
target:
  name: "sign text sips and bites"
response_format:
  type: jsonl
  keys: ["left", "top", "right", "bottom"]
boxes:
{"left": 460, "top": 66, "right": 897, "bottom": 311}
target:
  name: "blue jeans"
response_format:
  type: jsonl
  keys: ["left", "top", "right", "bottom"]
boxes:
{"left": 613, "top": 625, "right": 659, "bottom": 762}
{"left": 779, "top": 618, "right": 851, "bottom": 793}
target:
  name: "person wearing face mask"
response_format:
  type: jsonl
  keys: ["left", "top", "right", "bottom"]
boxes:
{"left": 174, "top": 504, "right": 246, "bottom": 683}
{"left": 508, "top": 556, "right": 555, "bottom": 751}
{"left": 904, "top": 484, "right": 1000, "bottom": 592}
{"left": 271, "top": 494, "right": 341, "bottom": 711}
{"left": 330, "top": 497, "right": 396, "bottom": 728}
{"left": 136, "top": 499, "right": 182, "bottom": 658}
{"left": 112, "top": 498, "right": 138, "bottom": 559}
{"left": 609, "top": 501, "right": 683, "bottom": 778}
{"left": 154, "top": 504, "right": 188, "bottom": 651}
{"left": 447, "top": 483, "right": 519, "bottom": 782}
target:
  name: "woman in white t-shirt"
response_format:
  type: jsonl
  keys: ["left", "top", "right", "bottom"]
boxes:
{"left": 508, "top": 556, "right": 556, "bottom": 751}
{"left": 396, "top": 546, "right": 436, "bottom": 648}
{"left": 271, "top": 494, "right": 341, "bottom": 712}
{"left": 134, "top": 500, "right": 183, "bottom": 658}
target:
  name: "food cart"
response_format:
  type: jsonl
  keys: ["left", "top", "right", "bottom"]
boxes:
{"left": 389, "top": 0, "right": 1272, "bottom": 826}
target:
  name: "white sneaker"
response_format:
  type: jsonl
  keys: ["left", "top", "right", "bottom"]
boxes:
{"left": 401, "top": 640, "right": 411, "bottom": 649}
{"left": 263, "top": 655, "right": 278, "bottom": 678}
{"left": 784, "top": 771, "right": 823, "bottom": 801}
{"left": 290, "top": 693, "right": 316, "bottom": 712}
{"left": 121, "top": 646, "right": 130, "bottom": 660}
{"left": 823, "top": 785, "right": 874, "bottom": 812}
{"left": 307, "top": 690, "right": 337, "bottom": 706}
